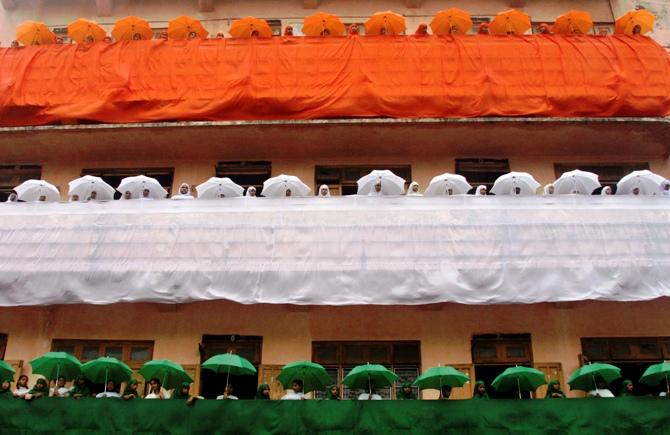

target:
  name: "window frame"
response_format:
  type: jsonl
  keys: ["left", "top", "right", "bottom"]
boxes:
{"left": 455, "top": 158, "right": 510, "bottom": 191}
{"left": 314, "top": 165, "right": 412, "bottom": 196}
{"left": 0, "top": 164, "right": 42, "bottom": 202}
{"left": 51, "top": 339, "right": 154, "bottom": 369}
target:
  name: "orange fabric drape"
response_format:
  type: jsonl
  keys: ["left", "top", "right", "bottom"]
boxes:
{"left": 0, "top": 35, "right": 669, "bottom": 126}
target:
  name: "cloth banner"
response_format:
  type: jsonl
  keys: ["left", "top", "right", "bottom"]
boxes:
{"left": 0, "top": 35, "right": 669, "bottom": 126}
{"left": 0, "top": 397, "right": 669, "bottom": 434}
{"left": 0, "top": 196, "right": 669, "bottom": 307}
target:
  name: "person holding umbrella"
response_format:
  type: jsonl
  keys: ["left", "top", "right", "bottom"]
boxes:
{"left": 255, "top": 384, "right": 271, "bottom": 400}
{"left": 440, "top": 386, "right": 452, "bottom": 400}
{"left": 545, "top": 380, "right": 566, "bottom": 398}
{"left": 122, "top": 379, "right": 140, "bottom": 400}
{"left": 396, "top": 382, "right": 416, "bottom": 400}
{"left": 473, "top": 381, "right": 489, "bottom": 399}
{"left": 281, "top": 380, "right": 306, "bottom": 400}
{"left": 587, "top": 376, "right": 614, "bottom": 398}
{"left": 24, "top": 378, "right": 49, "bottom": 400}
{"left": 145, "top": 378, "right": 166, "bottom": 399}
{"left": 50, "top": 376, "right": 70, "bottom": 397}
{"left": 96, "top": 380, "right": 120, "bottom": 398}
{"left": 216, "top": 383, "right": 238, "bottom": 400}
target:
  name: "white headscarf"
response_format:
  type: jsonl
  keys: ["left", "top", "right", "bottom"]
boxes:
{"left": 245, "top": 186, "right": 257, "bottom": 197}
{"left": 474, "top": 185, "right": 487, "bottom": 196}
{"left": 5, "top": 192, "right": 18, "bottom": 203}
{"left": 600, "top": 186, "right": 613, "bottom": 195}
{"left": 543, "top": 184, "right": 554, "bottom": 195}
{"left": 171, "top": 183, "right": 194, "bottom": 200}
{"left": 406, "top": 182, "right": 422, "bottom": 196}
{"left": 318, "top": 185, "right": 331, "bottom": 197}
{"left": 660, "top": 180, "right": 670, "bottom": 196}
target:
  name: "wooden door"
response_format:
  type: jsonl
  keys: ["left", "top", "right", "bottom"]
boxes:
{"left": 449, "top": 364, "right": 475, "bottom": 400}
{"left": 534, "top": 362, "right": 564, "bottom": 399}
{"left": 258, "top": 364, "right": 285, "bottom": 400}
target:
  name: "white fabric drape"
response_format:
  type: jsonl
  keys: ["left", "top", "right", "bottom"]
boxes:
{"left": 0, "top": 196, "right": 669, "bottom": 306}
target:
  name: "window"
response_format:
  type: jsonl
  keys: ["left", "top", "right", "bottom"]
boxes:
{"left": 455, "top": 158, "right": 509, "bottom": 191}
{"left": 472, "top": 334, "right": 533, "bottom": 398}
{"left": 312, "top": 341, "right": 421, "bottom": 399}
{"left": 51, "top": 27, "right": 72, "bottom": 44}
{"left": 344, "top": 22, "right": 366, "bottom": 35}
{"left": 153, "top": 26, "right": 168, "bottom": 39}
{"left": 315, "top": 165, "right": 412, "bottom": 196}
{"left": 215, "top": 161, "right": 271, "bottom": 195}
{"left": 266, "top": 20, "right": 283, "bottom": 36}
{"left": 51, "top": 339, "right": 154, "bottom": 367}
{"left": 0, "top": 164, "right": 42, "bottom": 201}
{"left": 554, "top": 163, "right": 649, "bottom": 189}
{"left": 81, "top": 167, "right": 174, "bottom": 199}
{"left": 199, "top": 335, "right": 262, "bottom": 399}
{"left": 0, "top": 334, "right": 7, "bottom": 360}
{"left": 592, "top": 22, "right": 615, "bottom": 36}
{"left": 469, "top": 17, "right": 491, "bottom": 34}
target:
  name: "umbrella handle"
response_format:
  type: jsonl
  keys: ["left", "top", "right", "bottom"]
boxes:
{"left": 517, "top": 377, "right": 521, "bottom": 400}
{"left": 225, "top": 365, "right": 230, "bottom": 398}
{"left": 104, "top": 368, "right": 108, "bottom": 394}
{"left": 666, "top": 374, "right": 669, "bottom": 396}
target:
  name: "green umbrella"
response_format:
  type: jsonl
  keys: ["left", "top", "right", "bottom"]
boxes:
{"left": 492, "top": 366, "right": 547, "bottom": 399}
{"left": 0, "top": 360, "right": 16, "bottom": 382}
{"left": 30, "top": 352, "right": 82, "bottom": 382}
{"left": 567, "top": 362, "right": 621, "bottom": 392}
{"left": 639, "top": 361, "right": 670, "bottom": 395}
{"left": 81, "top": 357, "right": 133, "bottom": 393}
{"left": 342, "top": 363, "right": 399, "bottom": 396}
{"left": 202, "top": 353, "right": 257, "bottom": 394}
{"left": 139, "top": 359, "right": 193, "bottom": 390}
{"left": 413, "top": 366, "right": 470, "bottom": 397}
{"left": 276, "top": 361, "right": 331, "bottom": 394}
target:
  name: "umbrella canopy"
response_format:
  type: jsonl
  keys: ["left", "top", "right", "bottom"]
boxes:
{"left": 552, "top": 10, "right": 593, "bottom": 35}
{"left": 117, "top": 175, "right": 168, "bottom": 199}
{"left": 342, "top": 363, "right": 399, "bottom": 391}
{"left": 413, "top": 366, "right": 470, "bottom": 390}
{"left": 430, "top": 9, "right": 473, "bottom": 35}
{"left": 168, "top": 16, "right": 208, "bottom": 40}
{"left": 139, "top": 359, "right": 193, "bottom": 390}
{"left": 490, "top": 172, "right": 540, "bottom": 196}
{"left": 112, "top": 16, "right": 153, "bottom": 41}
{"left": 261, "top": 174, "right": 311, "bottom": 197}
{"left": 302, "top": 12, "right": 345, "bottom": 36}
{"left": 81, "top": 356, "right": 133, "bottom": 385}
{"left": 16, "top": 21, "right": 56, "bottom": 46}
{"left": 14, "top": 179, "right": 60, "bottom": 202}
{"left": 0, "top": 360, "right": 16, "bottom": 382}
{"left": 567, "top": 362, "right": 621, "bottom": 392}
{"left": 553, "top": 169, "right": 601, "bottom": 195}
{"left": 491, "top": 366, "right": 547, "bottom": 396}
{"left": 489, "top": 9, "right": 531, "bottom": 35}
{"left": 616, "top": 170, "right": 666, "bottom": 195}
{"left": 639, "top": 361, "right": 670, "bottom": 393}
{"left": 357, "top": 169, "right": 406, "bottom": 196}
{"left": 365, "top": 11, "right": 406, "bottom": 36}
{"left": 615, "top": 10, "right": 655, "bottom": 35}
{"left": 68, "top": 19, "right": 107, "bottom": 43}
{"left": 424, "top": 173, "right": 472, "bottom": 196}
{"left": 30, "top": 352, "right": 82, "bottom": 381}
{"left": 229, "top": 17, "right": 273, "bottom": 38}
{"left": 195, "top": 177, "right": 244, "bottom": 199}
{"left": 202, "top": 353, "right": 257, "bottom": 376}
{"left": 277, "top": 361, "right": 331, "bottom": 394}
{"left": 68, "top": 175, "right": 115, "bottom": 201}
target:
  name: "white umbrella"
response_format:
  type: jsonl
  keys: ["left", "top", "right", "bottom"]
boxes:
{"left": 490, "top": 172, "right": 540, "bottom": 196}
{"left": 356, "top": 170, "right": 406, "bottom": 196}
{"left": 68, "top": 175, "right": 115, "bottom": 201}
{"left": 14, "top": 179, "right": 60, "bottom": 202}
{"left": 196, "top": 177, "right": 244, "bottom": 199}
{"left": 424, "top": 173, "right": 472, "bottom": 196}
{"left": 553, "top": 170, "right": 601, "bottom": 195}
{"left": 261, "top": 174, "right": 311, "bottom": 197}
{"left": 616, "top": 170, "right": 666, "bottom": 195}
{"left": 116, "top": 175, "right": 168, "bottom": 199}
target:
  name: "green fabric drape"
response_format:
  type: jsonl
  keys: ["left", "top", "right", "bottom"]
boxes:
{"left": 0, "top": 397, "right": 666, "bottom": 434}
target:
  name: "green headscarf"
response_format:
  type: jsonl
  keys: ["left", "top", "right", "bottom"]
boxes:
{"left": 70, "top": 377, "right": 91, "bottom": 397}
{"left": 473, "top": 381, "right": 489, "bottom": 399}
{"left": 28, "top": 378, "right": 49, "bottom": 395}
{"left": 255, "top": 383, "right": 270, "bottom": 400}
{"left": 122, "top": 379, "right": 139, "bottom": 397}
{"left": 172, "top": 382, "right": 191, "bottom": 400}
{"left": 620, "top": 380, "right": 634, "bottom": 397}
{"left": 396, "top": 382, "right": 416, "bottom": 400}
{"left": 324, "top": 385, "right": 340, "bottom": 400}
{"left": 545, "top": 380, "right": 566, "bottom": 399}
{"left": 0, "top": 380, "right": 11, "bottom": 398}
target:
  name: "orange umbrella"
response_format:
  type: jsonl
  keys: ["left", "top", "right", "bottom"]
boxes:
{"left": 168, "top": 15, "right": 208, "bottom": 40}
{"left": 615, "top": 10, "right": 655, "bottom": 35}
{"left": 489, "top": 9, "right": 531, "bottom": 35}
{"left": 229, "top": 17, "right": 273, "bottom": 38}
{"left": 302, "top": 12, "right": 345, "bottom": 36}
{"left": 112, "top": 16, "right": 153, "bottom": 41}
{"left": 552, "top": 10, "right": 593, "bottom": 35}
{"left": 67, "top": 19, "right": 107, "bottom": 43}
{"left": 365, "top": 11, "right": 406, "bottom": 35}
{"left": 16, "top": 21, "right": 56, "bottom": 46}
{"left": 430, "top": 8, "right": 473, "bottom": 35}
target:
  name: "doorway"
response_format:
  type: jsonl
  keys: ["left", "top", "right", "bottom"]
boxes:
{"left": 472, "top": 334, "right": 534, "bottom": 399}
{"left": 199, "top": 335, "right": 262, "bottom": 399}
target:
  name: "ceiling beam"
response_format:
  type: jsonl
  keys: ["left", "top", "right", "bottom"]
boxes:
{"left": 95, "top": 0, "right": 113, "bottom": 16}
{"left": 198, "top": 0, "right": 215, "bottom": 13}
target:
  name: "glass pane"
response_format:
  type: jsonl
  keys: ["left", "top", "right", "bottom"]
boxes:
{"left": 342, "top": 344, "right": 365, "bottom": 364}
{"left": 105, "top": 346, "right": 123, "bottom": 360}
{"left": 54, "top": 345, "right": 75, "bottom": 355}
{"left": 235, "top": 346, "right": 257, "bottom": 364}
{"left": 638, "top": 342, "right": 659, "bottom": 356}
{"left": 611, "top": 342, "right": 632, "bottom": 359}
{"left": 313, "top": 344, "right": 338, "bottom": 364}
{"left": 475, "top": 344, "right": 497, "bottom": 359}
{"left": 130, "top": 347, "right": 150, "bottom": 362}
{"left": 81, "top": 346, "right": 100, "bottom": 361}
{"left": 368, "top": 344, "right": 391, "bottom": 363}
{"left": 505, "top": 344, "right": 527, "bottom": 359}
{"left": 393, "top": 343, "right": 420, "bottom": 364}
{"left": 583, "top": 340, "right": 608, "bottom": 360}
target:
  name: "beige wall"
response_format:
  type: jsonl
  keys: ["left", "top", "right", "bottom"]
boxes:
{"left": 2, "top": 298, "right": 669, "bottom": 398}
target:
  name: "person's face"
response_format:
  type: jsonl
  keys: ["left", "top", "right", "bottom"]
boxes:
{"left": 664, "top": 183, "right": 670, "bottom": 191}
{"left": 263, "top": 387, "right": 270, "bottom": 397}
{"left": 632, "top": 187, "right": 640, "bottom": 195}
{"left": 18, "top": 376, "right": 28, "bottom": 387}
{"left": 442, "top": 386, "right": 451, "bottom": 397}
{"left": 90, "top": 191, "right": 97, "bottom": 199}
{"left": 180, "top": 185, "right": 189, "bottom": 194}
{"left": 292, "top": 382, "right": 302, "bottom": 393}
{"left": 130, "top": 383, "right": 138, "bottom": 391}
{"left": 85, "top": 36, "right": 94, "bottom": 43}
{"left": 285, "top": 189, "right": 292, "bottom": 197}
{"left": 552, "top": 383, "right": 560, "bottom": 391}
{"left": 124, "top": 191, "right": 132, "bottom": 200}
{"left": 58, "top": 378, "right": 65, "bottom": 387}
{"left": 403, "top": 386, "right": 412, "bottom": 393}
{"left": 8, "top": 192, "right": 17, "bottom": 201}
{"left": 478, "top": 384, "right": 486, "bottom": 393}
{"left": 548, "top": 186, "right": 554, "bottom": 194}
{"left": 133, "top": 33, "right": 141, "bottom": 40}
{"left": 514, "top": 187, "right": 521, "bottom": 195}
{"left": 320, "top": 187, "right": 328, "bottom": 196}
{"left": 330, "top": 386, "right": 338, "bottom": 395}
{"left": 150, "top": 380, "right": 158, "bottom": 390}
{"left": 411, "top": 185, "right": 418, "bottom": 193}
{"left": 38, "top": 195, "right": 46, "bottom": 201}
{"left": 248, "top": 188, "right": 256, "bottom": 197}
{"left": 188, "top": 32, "right": 197, "bottom": 39}
{"left": 219, "top": 193, "right": 225, "bottom": 198}
{"left": 225, "top": 384, "right": 233, "bottom": 394}
{"left": 76, "top": 378, "right": 85, "bottom": 386}
{"left": 72, "top": 194, "right": 79, "bottom": 201}
{"left": 321, "top": 28, "right": 331, "bottom": 36}
{"left": 142, "top": 189, "right": 150, "bottom": 198}
{"left": 285, "top": 27, "right": 294, "bottom": 36}
{"left": 626, "top": 382, "right": 634, "bottom": 392}
{"left": 182, "top": 386, "right": 190, "bottom": 394}
{"left": 251, "top": 30, "right": 260, "bottom": 37}
{"left": 447, "top": 188, "right": 453, "bottom": 195}
{"left": 374, "top": 183, "right": 382, "bottom": 192}
{"left": 380, "top": 28, "right": 387, "bottom": 35}
{"left": 596, "top": 379, "right": 607, "bottom": 389}
{"left": 106, "top": 381, "right": 115, "bottom": 390}
{"left": 37, "top": 380, "right": 46, "bottom": 388}
{"left": 478, "top": 187, "right": 486, "bottom": 195}
{"left": 633, "top": 25, "right": 641, "bottom": 35}
{"left": 599, "top": 28, "right": 608, "bottom": 36}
